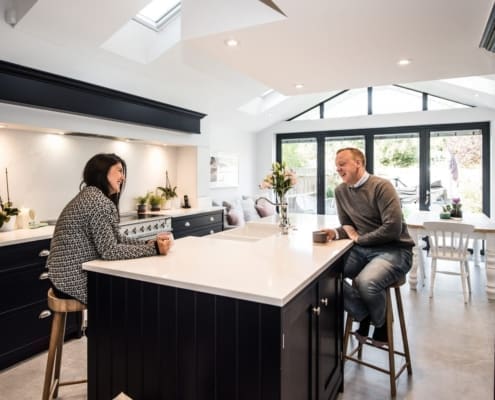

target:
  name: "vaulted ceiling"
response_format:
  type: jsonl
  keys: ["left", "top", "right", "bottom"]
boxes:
{"left": 0, "top": 0, "right": 494, "bottom": 135}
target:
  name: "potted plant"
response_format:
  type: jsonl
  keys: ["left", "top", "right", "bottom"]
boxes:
{"left": 149, "top": 192, "right": 162, "bottom": 212}
{"left": 136, "top": 193, "right": 149, "bottom": 214}
{"left": 158, "top": 171, "right": 177, "bottom": 209}
{"left": 0, "top": 200, "right": 19, "bottom": 231}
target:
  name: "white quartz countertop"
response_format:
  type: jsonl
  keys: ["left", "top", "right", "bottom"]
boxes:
{"left": 83, "top": 214, "right": 351, "bottom": 307}
{"left": 0, "top": 225, "right": 54, "bottom": 246}
{"left": 0, "top": 207, "right": 223, "bottom": 247}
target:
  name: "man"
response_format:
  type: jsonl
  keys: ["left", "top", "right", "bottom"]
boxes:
{"left": 324, "top": 148, "right": 414, "bottom": 345}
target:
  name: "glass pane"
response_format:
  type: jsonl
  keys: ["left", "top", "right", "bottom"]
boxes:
{"left": 427, "top": 95, "right": 468, "bottom": 110}
{"left": 138, "top": 0, "right": 180, "bottom": 22}
{"left": 292, "top": 106, "right": 320, "bottom": 121}
{"left": 324, "top": 137, "right": 365, "bottom": 214}
{"left": 374, "top": 134, "right": 420, "bottom": 215}
{"left": 373, "top": 86, "right": 422, "bottom": 115}
{"left": 323, "top": 89, "right": 367, "bottom": 119}
{"left": 281, "top": 138, "right": 317, "bottom": 214}
{"left": 430, "top": 130, "right": 483, "bottom": 213}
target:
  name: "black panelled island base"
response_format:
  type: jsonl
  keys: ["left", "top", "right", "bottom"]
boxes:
{"left": 83, "top": 214, "right": 352, "bottom": 400}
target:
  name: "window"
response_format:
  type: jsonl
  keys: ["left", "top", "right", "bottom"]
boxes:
{"left": 373, "top": 86, "right": 422, "bottom": 114}
{"left": 134, "top": 0, "right": 181, "bottom": 31}
{"left": 277, "top": 122, "right": 490, "bottom": 216}
{"left": 323, "top": 88, "right": 367, "bottom": 119}
{"left": 288, "top": 85, "right": 472, "bottom": 121}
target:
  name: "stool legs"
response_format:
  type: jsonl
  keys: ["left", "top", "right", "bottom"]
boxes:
{"left": 395, "top": 287, "right": 412, "bottom": 375}
{"left": 343, "top": 286, "right": 412, "bottom": 397}
{"left": 42, "top": 311, "right": 66, "bottom": 400}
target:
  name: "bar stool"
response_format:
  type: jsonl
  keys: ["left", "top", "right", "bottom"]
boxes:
{"left": 42, "top": 288, "right": 87, "bottom": 400}
{"left": 343, "top": 276, "right": 412, "bottom": 397}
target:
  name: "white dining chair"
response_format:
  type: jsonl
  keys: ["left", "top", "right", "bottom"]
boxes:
{"left": 423, "top": 221, "right": 474, "bottom": 304}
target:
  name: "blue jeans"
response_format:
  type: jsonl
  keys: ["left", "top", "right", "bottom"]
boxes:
{"left": 343, "top": 244, "right": 412, "bottom": 327}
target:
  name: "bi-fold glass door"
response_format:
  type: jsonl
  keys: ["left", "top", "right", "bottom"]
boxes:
{"left": 277, "top": 122, "right": 489, "bottom": 216}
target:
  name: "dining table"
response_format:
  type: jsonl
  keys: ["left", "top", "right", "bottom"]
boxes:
{"left": 405, "top": 210, "right": 495, "bottom": 301}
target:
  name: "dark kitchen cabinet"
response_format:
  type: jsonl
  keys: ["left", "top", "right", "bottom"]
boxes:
{"left": 87, "top": 257, "right": 344, "bottom": 400}
{"left": 0, "top": 239, "right": 82, "bottom": 370}
{"left": 171, "top": 210, "right": 223, "bottom": 239}
{"left": 281, "top": 265, "right": 343, "bottom": 400}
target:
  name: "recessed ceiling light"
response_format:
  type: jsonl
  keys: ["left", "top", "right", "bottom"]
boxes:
{"left": 473, "top": 93, "right": 480, "bottom": 97}
{"left": 225, "top": 38, "right": 238, "bottom": 47}
{"left": 295, "top": 83, "right": 304, "bottom": 89}
{"left": 397, "top": 59, "right": 412, "bottom": 66}
{"left": 0, "top": 125, "right": 5, "bottom": 128}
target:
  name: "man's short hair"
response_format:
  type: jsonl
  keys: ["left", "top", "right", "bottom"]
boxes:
{"left": 337, "top": 147, "right": 366, "bottom": 167}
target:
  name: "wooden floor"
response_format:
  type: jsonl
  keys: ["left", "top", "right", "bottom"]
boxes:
{"left": 1, "top": 258, "right": 494, "bottom": 399}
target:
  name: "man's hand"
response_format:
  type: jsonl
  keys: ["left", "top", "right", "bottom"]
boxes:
{"left": 322, "top": 229, "right": 336, "bottom": 241}
{"left": 343, "top": 225, "right": 359, "bottom": 241}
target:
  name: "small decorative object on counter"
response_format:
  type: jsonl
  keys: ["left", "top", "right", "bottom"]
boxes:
{"left": 183, "top": 194, "right": 191, "bottom": 208}
{"left": 259, "top": 161, "right": 297, "bottom": 234}
{"left": 442, "top": 197, "right": 462, "bottom": 219}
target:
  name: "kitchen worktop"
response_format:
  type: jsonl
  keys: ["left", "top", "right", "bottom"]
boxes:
{"left": 0, "top": 207, "right": 224, "bottom": 247}
{"left": 83, "top": 213, "right": 350, "bottom": 306}
{"left": 0, "top": 225, "right": 54, "bottom": 247}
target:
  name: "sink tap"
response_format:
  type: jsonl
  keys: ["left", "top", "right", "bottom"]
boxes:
{"left": 255, "top": 196, "right": 277, "bottom": 206}
{"left": 255, "top": 196, "right": 290, "bottom": 234}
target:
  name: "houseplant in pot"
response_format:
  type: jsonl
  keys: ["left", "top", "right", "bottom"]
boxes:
{"left": 149, "top": 192, "right": 162, "bottom": 212}
{"left": 0, "top": 200, "right": 19, "bottom": 232}
{"left": 158, "top": 171, "right": 177, "bottom": 209}
{"left": 136, "top": 193, "right": 149, "bottom": 214}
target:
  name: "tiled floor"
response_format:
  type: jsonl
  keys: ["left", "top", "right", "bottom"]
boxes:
{"left": 1, "top": 259, "right": 494, "bottom": 399}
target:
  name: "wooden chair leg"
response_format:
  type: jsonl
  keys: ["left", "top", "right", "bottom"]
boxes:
{"left": 343, "top": 312, "right": 353, "bottom": 365}
{"left": 42, "top": 311, "right": 64, "bottom": 400}
{"left": 52, "top": 312, "right": 67, "bottom": 398}
{"left": 395, "top": 287, "right": 412, "bottom": 375}
{"left": 386, "top": 289, "right": 396, "bottom": 397}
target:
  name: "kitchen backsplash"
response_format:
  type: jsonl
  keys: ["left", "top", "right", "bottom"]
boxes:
{"left": 0, "top": 129, "right": 182, "bottom": 221}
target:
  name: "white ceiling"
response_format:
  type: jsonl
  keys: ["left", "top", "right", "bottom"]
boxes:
{"left": 0, "top": 0, "right": 494, "bottom": 135}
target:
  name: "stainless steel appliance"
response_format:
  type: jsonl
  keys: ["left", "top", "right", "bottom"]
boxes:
{"left": 119, "top": 213, "right": 172, "bottom": 241}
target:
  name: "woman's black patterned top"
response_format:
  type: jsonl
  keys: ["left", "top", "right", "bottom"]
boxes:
{"left": 47, "top": 186, "right": 157, "bottom": 304}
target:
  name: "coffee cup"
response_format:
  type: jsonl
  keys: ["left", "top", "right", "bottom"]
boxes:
{"left": 313, "top": 230, "right": 328, "bottom": 243}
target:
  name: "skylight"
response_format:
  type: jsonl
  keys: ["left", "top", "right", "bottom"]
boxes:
{"left": 134, "top": 0, "right": 181, "bottom": 31}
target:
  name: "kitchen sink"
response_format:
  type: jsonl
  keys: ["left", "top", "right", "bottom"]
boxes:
{"left": 212, "top": 222, "right": 281, "bottom": 242}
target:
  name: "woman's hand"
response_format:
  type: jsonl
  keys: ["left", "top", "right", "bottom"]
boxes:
{"left": 343, "top": 225, "right": 359, "bottom": 241}
{"left": 156, "top": 232, "right": 174, "bottom": 255}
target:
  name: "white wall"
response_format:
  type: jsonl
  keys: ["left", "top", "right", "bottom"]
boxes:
{"left": 0, "top": 100, "right": 261, "bottom": 219}
{"left": 207, "top": 123, "right": 257, "bottom": 203}
{"left": 256, "top": 107, "right": 495, "bottom": 213}
{"left": 0, "top": 128, "right": 182, "bottom": 220}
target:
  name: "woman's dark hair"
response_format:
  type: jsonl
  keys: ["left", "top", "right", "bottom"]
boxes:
{"left": 80, "top": 153, "right": 127, "bottom": 208}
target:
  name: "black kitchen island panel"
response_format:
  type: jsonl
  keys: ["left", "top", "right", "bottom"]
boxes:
{"left": 87, "top": 257, "right": 343, "bottom": 400}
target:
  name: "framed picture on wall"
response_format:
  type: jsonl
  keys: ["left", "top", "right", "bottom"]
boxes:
{"left": 210, "top": 153, "right": 239, "bottom": 188}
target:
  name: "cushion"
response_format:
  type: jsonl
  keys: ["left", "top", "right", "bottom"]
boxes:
{"left": 255, "top": 199, "right": 276, "bottom": 217}
{"left": 241, "top": 198, "right": 260, "bottom": 222}
{"left": 226, "top": 207, "right": 245, "bottom": 226}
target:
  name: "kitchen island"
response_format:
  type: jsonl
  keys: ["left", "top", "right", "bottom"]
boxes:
{"left": 83, "top": 214, "right": 351, "bottom": 400}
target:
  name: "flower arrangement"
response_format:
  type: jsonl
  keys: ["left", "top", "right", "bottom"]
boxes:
{"left": 259, "top": 161, "right": 297, "bottom": 201}
{"left": 443, "top": 197, "right": 462, "bottom": 218}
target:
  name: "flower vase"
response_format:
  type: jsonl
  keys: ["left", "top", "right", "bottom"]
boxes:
{"left": 277, "top": 193, "right": 290, "bottom": 234}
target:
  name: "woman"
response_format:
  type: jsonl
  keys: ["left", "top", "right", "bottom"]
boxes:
{"left": 47, "top": 153, "right": 171, "bottom": 304}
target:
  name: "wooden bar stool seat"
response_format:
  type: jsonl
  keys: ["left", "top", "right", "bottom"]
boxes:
{"left": 42, "top": 288, "right": 87, "bottom": 400}
{"left": 343, "top": 276, "right": 412, "bottom": 397}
